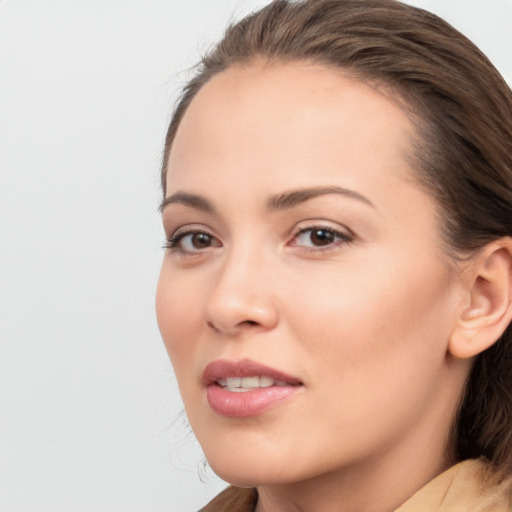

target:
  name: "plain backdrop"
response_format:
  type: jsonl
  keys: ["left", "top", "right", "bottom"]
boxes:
{"left": 1, "top": 1, "right": 511, "bottom": 511}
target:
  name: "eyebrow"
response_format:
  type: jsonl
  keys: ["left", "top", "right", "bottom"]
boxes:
{"left": 159, "top": 192, "right": 215, "bottom": 213}
{"left": 159, "top": 186, "right": 375, "bottom": 213}
{"left": 266, "top": 186, "right": 375, "bottom": 211}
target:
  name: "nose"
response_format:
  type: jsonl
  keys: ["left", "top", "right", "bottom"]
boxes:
{"left": 204, "top": 249, "right": 279, "bottom": 336}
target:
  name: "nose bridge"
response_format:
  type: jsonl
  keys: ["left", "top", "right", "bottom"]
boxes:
{"left": 205, "top": 239, "right": 278, "bottom": 334}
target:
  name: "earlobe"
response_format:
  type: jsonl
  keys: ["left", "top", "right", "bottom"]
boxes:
{"left": 449, "top": 238, "right": 512, "bottom": 359}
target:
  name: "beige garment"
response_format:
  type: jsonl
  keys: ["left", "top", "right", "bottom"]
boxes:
{"left": 200, "top": 458, "right": 512, "bottom": 512}
{"left": 395, "top": 458, "right": 512, "bottom": 512}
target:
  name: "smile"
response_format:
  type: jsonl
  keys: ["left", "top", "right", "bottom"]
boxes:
{"left": 216, "top": 376, "right": 293, "bottom": 392}
{"left": 203, "top": 359, "right": 303, "bottom": 417}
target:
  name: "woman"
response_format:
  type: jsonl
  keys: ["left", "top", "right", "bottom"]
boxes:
{"left": 156, "top": 1, "right": 512, "bottom": 510}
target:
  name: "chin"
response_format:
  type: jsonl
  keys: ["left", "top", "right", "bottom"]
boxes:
{"left": 210, "top": 465, "right": 261, "bottom": 488}
{"left": 208, "top": 458, "right": 293, "bottom": 488}
{"left": 202, "top": 438, "right": 325, "bottom": 488}
{"left": 200, "top": 438, "right": 279, "bottom": 485}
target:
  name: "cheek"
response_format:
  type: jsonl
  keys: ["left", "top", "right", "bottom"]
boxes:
{"left": 278, "top": 257, "right": 457, "bottom": 463}
{"left": 155, "top": 265, "right": 204, "bottom": 379}
{"left": 285, "top": 252, "right": 455, "bottom": 386}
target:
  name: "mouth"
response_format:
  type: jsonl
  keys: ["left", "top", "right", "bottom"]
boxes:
{"left": 202, "top": 359, "right": 303, "bottom": 417}
{"left": 202, "top": 358, "right": 303, "bottom": 387}
{"left": 215, "top": 375, "right": 296, "bottom": 392}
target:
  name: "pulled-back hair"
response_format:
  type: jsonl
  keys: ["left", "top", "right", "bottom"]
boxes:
{"left": 162, "top": 0, "right": 512, "bottom": 473}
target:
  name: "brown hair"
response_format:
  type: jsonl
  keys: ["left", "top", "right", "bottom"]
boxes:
{"left": 161, "top": 0, "right": 512, "bottom": 473}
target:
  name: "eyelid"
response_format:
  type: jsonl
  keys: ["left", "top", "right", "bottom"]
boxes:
{"left": 289, "top": 219, "right": 354, "bottom": 238}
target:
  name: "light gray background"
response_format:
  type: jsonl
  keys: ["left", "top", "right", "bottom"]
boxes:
{"left": 1, "top": 1, "right": 511, "bottom": 511}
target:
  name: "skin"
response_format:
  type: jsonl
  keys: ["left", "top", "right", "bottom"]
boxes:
{"left": 156, "top": 62, "right": 475, "bottom": 512}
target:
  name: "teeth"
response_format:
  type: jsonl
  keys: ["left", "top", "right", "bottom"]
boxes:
{"left": 226, "top": 377, "right": 241, "bottom": 388}
{"left": 241, "top": 376, "right": 259, "bottom": 388}
{"left": 218, "top": 376, "right": 278, "bottom": 390}
{"left": 259, "top": 376, "right": 274, "bottom": 388}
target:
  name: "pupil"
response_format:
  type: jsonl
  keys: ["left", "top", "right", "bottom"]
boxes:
{"left": 192, "top": 233, "right": 211, "bottom": 248}
{"left": 311, "top": 229, "right": 334, "bottom": 245}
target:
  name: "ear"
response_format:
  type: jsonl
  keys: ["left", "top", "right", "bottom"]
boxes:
{"left": 449, "top": 238, "right": 512, "bottom": 359}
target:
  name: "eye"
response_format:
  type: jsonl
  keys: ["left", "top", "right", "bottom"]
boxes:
{"left": 165, "top": 230, "right": 221, "bottom": 254}
{"left": 290, "top": 226, "right": 353, "bottom": 250}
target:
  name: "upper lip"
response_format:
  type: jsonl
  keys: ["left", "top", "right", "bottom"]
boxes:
{"left": 202, "top": 359, "right": 303, "bottom": 386}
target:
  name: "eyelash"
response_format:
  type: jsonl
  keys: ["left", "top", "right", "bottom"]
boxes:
{"left": 164, "top": 224, "right": 354, "bottom": 255}
{"left": 288, "top": 225, "right": 354, "bottom": 252}
{"left": 164, "top": 229, "right": 219, "bottom": 253}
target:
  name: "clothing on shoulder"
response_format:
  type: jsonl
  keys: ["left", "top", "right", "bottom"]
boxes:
{"left": 199, "top": 458, "right": 512, "bottom": 512}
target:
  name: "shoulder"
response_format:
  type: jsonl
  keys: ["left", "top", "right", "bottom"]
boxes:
{"left": 198, "top": 459, "right": 512, "bottom": 512}
{"left": 396, "top": 458, "right": 512, "bottom": 512}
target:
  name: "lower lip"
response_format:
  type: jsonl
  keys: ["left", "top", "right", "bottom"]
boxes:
{"left": 207, "top": 384, "right": 301, "bottom": 417}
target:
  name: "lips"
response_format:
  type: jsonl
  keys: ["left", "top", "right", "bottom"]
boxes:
{"left": 202, "top": 359, "right": 303, "bottom": 417}
{"left": 202, "top": 358, "right": 302, "bottom": 385}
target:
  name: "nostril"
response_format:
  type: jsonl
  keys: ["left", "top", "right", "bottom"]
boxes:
{"left": 207, "top": 321, "right": 220, "bottom": 332}
{"left": 206, "top": 319, "right": 259, "bottom": 332}
{"left": 238, "top": 320, "right": 259, "bottom": 328}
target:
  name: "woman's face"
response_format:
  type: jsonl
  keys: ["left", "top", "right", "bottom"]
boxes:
{"left": 156, "top": 63, "right": 470, "bottom": 488}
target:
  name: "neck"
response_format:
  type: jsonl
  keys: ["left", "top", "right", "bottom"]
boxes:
{"left": 255, "top": 419, "right": 455, "bottom": 512}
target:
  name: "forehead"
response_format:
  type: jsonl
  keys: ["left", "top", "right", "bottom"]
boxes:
{"left": 166, "top": 62, "right": 416, "bottom": 196}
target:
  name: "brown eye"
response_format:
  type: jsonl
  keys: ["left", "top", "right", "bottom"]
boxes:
{"left": 309, "top": 229, "right": 335, "bottom": 246}
{"left": 291, "top": 226, "right": 353, "bottom": 250}
{"left": 189, "top": 232, "right": 214, "bottom": 249}
{"left": 166, "top": 230, "right": 221, "bottom": 253}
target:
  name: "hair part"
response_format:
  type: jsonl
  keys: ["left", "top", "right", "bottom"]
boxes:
{"left": 162, "top": 0, "right": 512, "bottom": 473}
